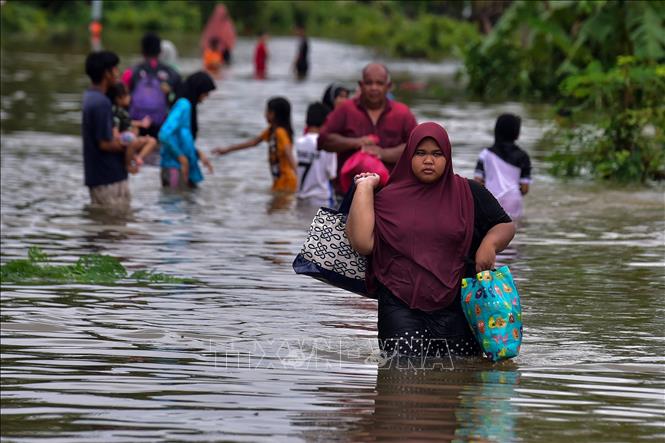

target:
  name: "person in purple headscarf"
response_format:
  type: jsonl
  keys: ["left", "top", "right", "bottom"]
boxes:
{"left": 346, "top": 122, "right": 516, "bottom": 358}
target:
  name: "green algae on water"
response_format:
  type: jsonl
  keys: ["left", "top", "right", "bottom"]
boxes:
{"left": 1, "top": 247, "right": 198, "bottom": 285}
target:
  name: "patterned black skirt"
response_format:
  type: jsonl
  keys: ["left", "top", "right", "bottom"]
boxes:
{"left": 377, "top": 284, "right": 481, "bottom": 358}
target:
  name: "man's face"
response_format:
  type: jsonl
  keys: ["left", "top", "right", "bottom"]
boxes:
{"left": 359, "top": 66, "right": 390, "bottom": 108}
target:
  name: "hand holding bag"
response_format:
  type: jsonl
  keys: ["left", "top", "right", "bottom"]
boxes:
{"left": 461, "top": 266, "right": 522, "bottom": 362}
{"left": 292, "top": 185, "right": 372, "bottom": 297}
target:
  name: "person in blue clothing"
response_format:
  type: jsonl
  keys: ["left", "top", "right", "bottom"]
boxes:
{"left": 159, "top": 71, "right": 216, "bottom": 189}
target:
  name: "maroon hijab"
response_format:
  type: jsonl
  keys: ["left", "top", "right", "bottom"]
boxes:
{"left": 367, "top": 122, "right": 474, "bottom": 311}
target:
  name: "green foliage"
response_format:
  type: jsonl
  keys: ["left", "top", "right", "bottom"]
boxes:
{"left": 1, "top": 248, "right": 198, "bottom": 285}
{"left": 0, "top": 1, "right": 49, "bottom": 37}
{"left": 548, "top": 58, "right": 665, "bottom": 182}
{"left": 104, "top": 1, "right": 201, "bottom": 32}
{"left": 464, "top": 0, "right": 665, "bottom": 100}
{"left": 1, "top": 0, "right": 478, "bottom": 61}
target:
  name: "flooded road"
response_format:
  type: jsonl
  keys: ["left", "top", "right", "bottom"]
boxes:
{"left": 1, "top": 33, "right": 664, "bottom": 441}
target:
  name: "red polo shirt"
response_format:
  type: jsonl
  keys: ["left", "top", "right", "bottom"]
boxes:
{"left": 318, "top": 97, "right": 417, "bottom": 181}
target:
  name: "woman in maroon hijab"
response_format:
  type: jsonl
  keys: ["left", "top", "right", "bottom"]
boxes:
{"left": 347, "top": 122, "right": 515, "bottom": 358}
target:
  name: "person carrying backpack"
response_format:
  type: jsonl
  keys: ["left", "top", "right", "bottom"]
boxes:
{"left": 128, "top": 32, "right": 182, "bottom": 138}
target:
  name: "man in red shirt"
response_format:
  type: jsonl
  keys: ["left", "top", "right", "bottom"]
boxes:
{"left": 318, "top": 63, "right": 417, "bottom": 192}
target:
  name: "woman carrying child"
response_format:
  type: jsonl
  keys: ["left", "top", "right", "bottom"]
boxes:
{"left": 158, "top": 71, "right": 215, "bottom": 189}
{"left": 347, "top": 122, "right": 515, "bottom": 358}
{"left": 213, "top": 97, "right": 297, "bottom": 193}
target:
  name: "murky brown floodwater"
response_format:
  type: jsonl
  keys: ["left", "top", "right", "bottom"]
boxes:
{"left": 2, "top": 31, "right": 664, "bottom": 442}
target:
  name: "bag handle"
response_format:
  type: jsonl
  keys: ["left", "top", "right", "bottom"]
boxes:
{"left": 337, "top": 182, "right": 356, "bottom": 215}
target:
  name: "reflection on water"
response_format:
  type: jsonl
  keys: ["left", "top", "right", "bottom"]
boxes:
{"left": 1, "top": 33, "right": 664, "bottom": 441}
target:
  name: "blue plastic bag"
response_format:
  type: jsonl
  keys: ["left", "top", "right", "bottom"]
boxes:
{"left": 460, "top": 266, "right": 522, "bottom": 362}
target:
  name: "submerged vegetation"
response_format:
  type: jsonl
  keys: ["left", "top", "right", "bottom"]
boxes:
{"left": 1, "top": 247, "right": 198, "bottom": 284}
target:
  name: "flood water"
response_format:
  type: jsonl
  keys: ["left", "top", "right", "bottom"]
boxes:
{"left": 1, "top": 32, "right": 664, "bottom": 442}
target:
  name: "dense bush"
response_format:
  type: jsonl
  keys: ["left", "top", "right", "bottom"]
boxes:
{"left": 548, "top": 57, "right": 665, "bottom": 182}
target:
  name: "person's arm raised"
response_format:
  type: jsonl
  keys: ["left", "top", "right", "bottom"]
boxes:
{"left": 346, "top": 173, "right": 380, "bottom": 256}
{"left": 474, "top": 222, "right": 516, "bottom": 273}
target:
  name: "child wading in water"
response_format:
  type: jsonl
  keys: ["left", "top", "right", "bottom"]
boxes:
{"left": 213, "top": 97, "right": 297, "bottom": 193}
{"left": 107, "top": 82, "right": 158, "bottom": 172}
{"left": 474, "top": 114, "right": 532, "bottom": 220}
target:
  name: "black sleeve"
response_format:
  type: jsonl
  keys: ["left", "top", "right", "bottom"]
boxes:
{"left": 464, "top": 180, "right": 511, "bottom": 276}
{"left": 469, "top": 179, "right": 511, "bottom": 234}
{"left": 474, "top": 159, "right": 485, "bottom": 174}
{"left": 519, "top": 153, "right": 532, "bottom": 180}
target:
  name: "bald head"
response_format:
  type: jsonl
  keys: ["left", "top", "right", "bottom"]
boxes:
{"left": 361, "top": 63, "right": 391, "bottom": 83}
{"left": 359, "top": 63, "right": 391, "bottom": 110}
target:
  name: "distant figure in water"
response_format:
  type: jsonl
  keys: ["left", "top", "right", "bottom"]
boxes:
{"left": 213, "top": 97, "right": 297, "bottom": 193}
{"left": 203, "top": 37, "right": 223, "bottom": 74}
{"left": 254, "top": 31, "right": 268, "bottom": 79}
{"left": 474, "top": 114, "right": 532, "bottom": 220}
{"left": 293, "top": 24, "right": 309, "bottom": 80}
{"left": 200, "top": 3, "right": 236, "bottom": 63}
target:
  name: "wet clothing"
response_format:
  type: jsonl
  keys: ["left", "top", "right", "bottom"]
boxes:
{"left": 295, "top": 37, "right": 309, "bottom": 78}
{"left": 377, "top": 180, "right": 510, "bottom": 357}
{"left": 160, "top": 167, "right": 194, "bottom": 189}
{"left": 82, "top": 88, "right": 127, "bottom": 188}
{"left": 112, "top": 105, "right": 131, "bottom": 132}
{"left": 295, "top": 132, "right": 337, "bottom": 206}
{"left": 254, "top": 41, "right": 267, "bottom": 79}
{"left": 89, "top": 179, "right": 130, "bottom": 207}
{"left": 378, "top": 285, "right": 481, "bottom": 358}
{"left": 318, "top": 97, "right": 417, "bottom": 191}
{"left": 158, "top": 98, "right": 203, "bottom": 185}
{"left": 261, "top": 127, "right": 297, "bottom": 192}
{"left": 474, "top": 142, "right": 532, "bottom": 219}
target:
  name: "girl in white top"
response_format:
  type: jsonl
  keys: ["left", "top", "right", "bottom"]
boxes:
{"left": 296, "top": 103, "right": 337, "bottom": 207}
{"left": 474, "top": 114, "right": 532, "bottom": 219}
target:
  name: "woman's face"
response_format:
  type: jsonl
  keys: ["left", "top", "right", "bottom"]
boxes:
{"left": 198, "top": 92, "right": 210, "bottom": 103}
{"left": 333, "top": 90, "right": 349, "bottom": 108}
{"left": 411, "top": 137, "right": 446, "bottom": 184}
